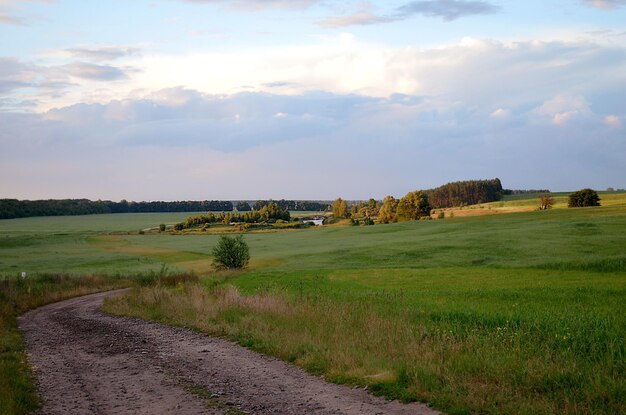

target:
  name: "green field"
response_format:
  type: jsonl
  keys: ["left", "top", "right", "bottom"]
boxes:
{"left": 1, "top": 194, "right": 626, "bottom": 414}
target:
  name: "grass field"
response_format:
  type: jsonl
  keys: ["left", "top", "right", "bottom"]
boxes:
{"left": 2, "top": 193, "right": 625, "bottom": 414}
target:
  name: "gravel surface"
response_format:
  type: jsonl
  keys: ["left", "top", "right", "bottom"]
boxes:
{"left": 19, "top": 290, "right": 442, "bottom": 415}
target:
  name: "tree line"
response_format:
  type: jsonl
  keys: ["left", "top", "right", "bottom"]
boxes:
{"left": 426, "top": 178, "right": 504, "bottom": 209}
{"left": 0, "top": 198, "right": 332, "bottom": 220}
{"left": 0, "top": 199, "right": 234, "bottom": 220}
{"left": 249, "top": 200, "right": 330, "bottom": 212}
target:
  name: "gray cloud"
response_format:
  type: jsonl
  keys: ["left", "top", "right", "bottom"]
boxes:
{"left": 2, "top": 88, "right": 624, "bottom": 200}
{"left": 61, "top": 62, "right": 129, "bottom": 81}
{"left": 583, "top": 0, "right": 626, "bottom": 9}
{"left": 397, "top": 0, "right": 500, "bottom": 21}
{"left": 319, "top": 10, "right": 394, "bottom": 28}
{"left": 65, "top": 47, "right": 140, "bottom": 62}
{"left": 320, "top": 0, "right": 499, "bottom": 28}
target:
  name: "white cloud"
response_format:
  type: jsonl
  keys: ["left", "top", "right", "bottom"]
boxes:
{"left": 490, "top": 108, "right": 510, "bottom": 119}
{"left": 533, "top": 94, "right": 592, "bottom": 125}
{"left": 583, "top": 0, "right": 626, "bottom": 9}
{"left": 604, "top": 115, "right": 622, "bottom": 127}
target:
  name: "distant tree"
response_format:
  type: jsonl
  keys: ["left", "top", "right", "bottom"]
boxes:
{"left": 159, "top": 223, "right": 166, "bottom": 232}
{"left": 568, "top": 189, "right": 600, "bottom": 207}
{"left": 538, "top": 194, "right": 555, "bottom": 210}
{"left": 377, "top": 196, "right": 398, "bottom": 223}
{"left": 396, "top": 191, "right": 431, "bottom": 221}
{"left": 236, "top": 201, "right": 252, "bottom": 211}
{"left": 212, "top": 234, "right": 250, "bottom": 270}
{"left": 332, "top": 198, "right": 349, "bottom": 219}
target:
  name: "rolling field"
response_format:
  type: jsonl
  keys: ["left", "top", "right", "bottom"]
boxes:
{"left": 1, "top": 194, "right": 625, "bottom": 414}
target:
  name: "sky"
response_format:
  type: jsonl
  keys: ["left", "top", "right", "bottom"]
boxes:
{"left": 1, "top": 0, "right": 625, "bottom": 201}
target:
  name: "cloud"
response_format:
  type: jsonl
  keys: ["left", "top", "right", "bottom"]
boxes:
{"left": 61, "top": 62, "right": 129, "bottom": 81}
{"left": 2, "top": 88, "right": 625, "bottom": 199}
{"left": 65, "top": 47, "right": 140, "bottom": 62}
{"left": 397, "top": 0, "right": 500, "bottom": 21}
{"left": 533, "top": 94, "right": 593, "bottom": 125}
{"left": 490, "top": 108, "right": 510, "bottom": 119}
{"left": 0, "top": 0, "right": 55, "bottom": 26}
{"left": 604, "top": 115, "right": 622, "bottom": 127}
{"left": 0, "top": 11, "right": 23, "bottom": 24}
{"left": 319, "top": 11, "right": 393, "bottom": 28}
{"left": 319, "top": 0, "right": 499, "bottom": 27}
{"left": 583, "top": 0, "right": 626, "bottom": 9}
{"left": 181, "top": 0, "right": 320, "bottom": 10}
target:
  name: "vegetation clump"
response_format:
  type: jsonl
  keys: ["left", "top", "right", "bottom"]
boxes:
{"left": 538, "top": 193, "right": 554, "bottom": 210}
{"left": 568, "top": 188, "right": 600, "bottom": 207}
{"left": 212, "top": 235, "right": 250, "bottom": 270}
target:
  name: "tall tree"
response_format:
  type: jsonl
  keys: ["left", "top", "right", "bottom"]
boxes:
{"left": 332, "top": 198, "right": 349, "bottom": 219}
{"left": 396, "top": 191, "right": 431, "bottom": 221}
{"left": 377, "top": 196, "right": 398, "bottom": 223}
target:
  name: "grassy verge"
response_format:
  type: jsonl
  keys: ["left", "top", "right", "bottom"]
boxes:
{"left": 104, "top": 267, "right": 625, "bottom": 415}
{"left": 0, "top": 274, "right": 131, "bottom": 415}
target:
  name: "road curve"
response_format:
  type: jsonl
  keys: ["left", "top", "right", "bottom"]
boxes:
{"left": 19, "top": 290, "right": 441, "bottom": 415}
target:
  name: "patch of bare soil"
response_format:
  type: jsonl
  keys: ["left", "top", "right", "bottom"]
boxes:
{"left": 19, "top": 290, "right": 441, "bottom": 415}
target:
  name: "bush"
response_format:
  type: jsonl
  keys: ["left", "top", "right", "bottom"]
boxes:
{"left": 568, "top": 189, "right": 600, "bottom": 207}
{"left": 159, "top": 223, "right": 166, "bottom": 232}
{"left": 212, "top": 235, "right": 250, "bottom": 270}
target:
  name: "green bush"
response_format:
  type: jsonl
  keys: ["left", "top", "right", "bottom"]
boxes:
{"left": 568, "top": 188, "right": 600, "bottom": 207}
{"left": 212, "top": 235, "right": 250, "bottom": 270}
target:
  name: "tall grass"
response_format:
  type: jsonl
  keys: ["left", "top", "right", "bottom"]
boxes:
{"left": 0, "top": 273, "right": 131, "bottom": 415}
{"left": 105, "top": 268, "right": 625, "bottom": 415}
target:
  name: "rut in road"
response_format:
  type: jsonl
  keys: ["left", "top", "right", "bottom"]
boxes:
{"left": 19, "top": 290, "right": 442, "bottom": 415}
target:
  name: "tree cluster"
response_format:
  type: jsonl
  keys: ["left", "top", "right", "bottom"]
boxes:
{"left": 350, "top": 199, "right": 380, "bottom": 219}
{"left": 503, "top": 189, "right": 551, "bottom": 195}
{"left": 252, "top": 199, "right": 329, "bottom": 212}
{"left": 568, "top": 189, "right": 601, "bottom": 207}
{"left": 178, "top": 202, "right": 290, "bottom": 229}
{"left": 0, "top": 199, "right": 234, "bottom": 220}
{"left": 377, "top": 191, "right": 431, "bottom": 223}
{"left": 426, "top": 178, "right": 504, "bottom": 209}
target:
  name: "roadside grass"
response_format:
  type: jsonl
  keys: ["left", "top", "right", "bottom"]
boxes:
{"left": 105, "top": 267, "right": 625, "bottom": 415}
{"left": 103, "top": 202, "right": 626, "bottom": 415}
{"left": 0, "top": 274, "right": 131, "bottom": 415}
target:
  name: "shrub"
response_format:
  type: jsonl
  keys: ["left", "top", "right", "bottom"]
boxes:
{"left": 212, "top": 235, "right": 250, "bottom": 270}
{"left": 538, "top": 194, "right": 555, "bottom": 210}
{"left": 159, "top": 223, "right": 166, "bottom": 232}
{"left": 568, "top": 189, "right": 600, "bottom": 207}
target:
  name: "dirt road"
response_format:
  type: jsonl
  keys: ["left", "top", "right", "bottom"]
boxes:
{"left": 19, "top": 290, "right": 441, "bottom": 415}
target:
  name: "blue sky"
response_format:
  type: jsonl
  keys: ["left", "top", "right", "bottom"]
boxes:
{"left": 1, "top": 0, "right": 625, "bottom": 200}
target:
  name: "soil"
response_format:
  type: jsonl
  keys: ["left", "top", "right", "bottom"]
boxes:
{"left": 19, "top": 290, "right": 442, "bottom": 415}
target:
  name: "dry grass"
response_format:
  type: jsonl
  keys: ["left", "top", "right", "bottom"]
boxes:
{"left": 104, "top": 279, "right": 625, "bottom": 415}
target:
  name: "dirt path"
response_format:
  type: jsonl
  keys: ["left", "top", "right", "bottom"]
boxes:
{"left": 19, "top": 290, "right": 441, "bottom": 415}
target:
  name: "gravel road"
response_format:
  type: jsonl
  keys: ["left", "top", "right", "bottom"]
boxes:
{"left": 19, "top": 290, "right": 441, "bottom": 415}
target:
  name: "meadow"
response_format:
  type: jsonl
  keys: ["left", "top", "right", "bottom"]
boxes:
{"left": 1, "top": 193, "right": 625, "bottom": 414}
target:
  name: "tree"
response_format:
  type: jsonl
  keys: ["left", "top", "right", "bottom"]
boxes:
{"left": 538, "top": 194, "right": 554, "bottom": 210}
{"left": 396, "top": 191, "right": 431, "bottom": 221}
{"left": 212, "top": 234, "right": 250, "bottom": 269}
{"left": 236, "top": 201, "right": 251, "bottom": 211}
{"left": 568, "top": 189, "right": 600, "bottom": 207}
{"left": 332, "top": 198, "right": 349, "bottom": 219}
{"left": 377, "top": 196, "right": 398, "bottom": 223}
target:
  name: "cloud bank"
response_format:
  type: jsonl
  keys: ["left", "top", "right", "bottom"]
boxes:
{"left": 1, "top": 36, "right": 625, "bottom": 199}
